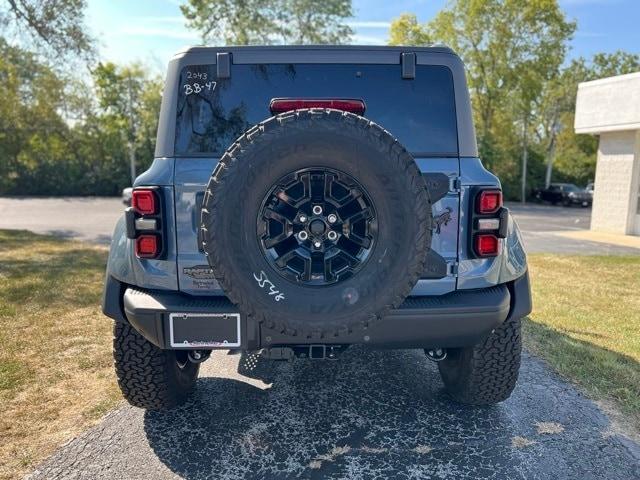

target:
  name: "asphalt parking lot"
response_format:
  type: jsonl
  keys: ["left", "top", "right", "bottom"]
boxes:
{"left": 506, "top": 202, "right": 639, "bottom": 255}
{"left": 28, "top": 348, "right": 640, "bottom": 479}
{"left": 0, "top": 197, "right": 123, "bottom": 245}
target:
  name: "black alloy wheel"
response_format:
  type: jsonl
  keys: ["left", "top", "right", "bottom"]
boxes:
{"left": 258, "top": 167, "right": 377, "bottom": 286}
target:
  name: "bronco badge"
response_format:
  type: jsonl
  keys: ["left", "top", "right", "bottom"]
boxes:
{"left": 183, "top": 265, "right": 216, "bottom": 279}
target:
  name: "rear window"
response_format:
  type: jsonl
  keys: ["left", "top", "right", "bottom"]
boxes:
{"left": 175, "top": 64, "right": 458, "bottom": 156}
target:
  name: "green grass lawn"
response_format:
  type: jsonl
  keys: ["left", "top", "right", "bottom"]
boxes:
{"left": 526, "top": 254, "right": 640, "bottom": 431}
{"left": 0, "top": 230, "right": 120, "bottom": 480}
{"left": 0, "top": 230, "right": 638, "bottom": 478}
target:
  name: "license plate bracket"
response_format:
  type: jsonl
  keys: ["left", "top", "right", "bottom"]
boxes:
{"left": 169, "top": 313, "right": 241, "bottom": 348}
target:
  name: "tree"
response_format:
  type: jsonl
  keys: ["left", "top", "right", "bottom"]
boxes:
{"left": 388, "top": 1, "right": 575, "bottom": 200}
{"left": 283, "top": 0, "right": 353, "bottom": 44}
{"left": 0, "top": 0, "right": 94, "bottom": 62}
{"left": 542, "top": 51, "right": 640, "bottom": 187}
{"left": 93, "top": 62, "right": 163, "bottom": 185}
{"left": 0, "top": 42, "right": 162, "bottom": 196}
{"left": 388, "top": 13, "right": 431, "bottom": 46}
{"left": 180, "top": 0, "right": 353, "bottom": 45}
{"left": 0, "top": 38, "right": 71, "bottom": 194}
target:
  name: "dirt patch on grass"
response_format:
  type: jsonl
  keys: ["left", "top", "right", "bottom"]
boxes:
{"left": 0, "top": 230, "right": 120, "bottom": 480}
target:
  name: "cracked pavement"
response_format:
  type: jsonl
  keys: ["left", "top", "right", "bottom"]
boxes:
{"left": 27, "top": 349, "right": 640, "bottom": 479}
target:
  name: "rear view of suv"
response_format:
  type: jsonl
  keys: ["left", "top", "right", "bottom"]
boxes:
{"left": 102, "top": 46, "right": 531, "bottom": 410}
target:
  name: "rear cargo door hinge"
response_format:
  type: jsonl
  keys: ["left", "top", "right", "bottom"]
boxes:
{"left": 449, "top": 177, "right": 461, "bottom": 193}
{"left": 217, "top": 52, "right": 231, "bottom": 79}
{"left": 401, "top": 52, "right": 416, "bottom": 79}
{"left": 449, "top": 261, "right": 459, "bottom": 276}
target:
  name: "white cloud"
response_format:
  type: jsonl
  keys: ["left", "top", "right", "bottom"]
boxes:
{"left": 347, "top": 20, "right": 392, "bottom": 29}
{"left": 119, "top": 25, "right": 198, "bottom": 41}
{"left": 351, "top": 34, "right": 387, "bottom": 45}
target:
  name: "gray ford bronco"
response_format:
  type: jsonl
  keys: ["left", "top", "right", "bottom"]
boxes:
{"left": 102, "top": 45, "right": 531, "bottom": 410}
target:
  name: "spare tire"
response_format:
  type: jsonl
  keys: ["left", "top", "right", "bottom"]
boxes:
{"left": 201, "top": 108, "right": 432, "bottom": 338}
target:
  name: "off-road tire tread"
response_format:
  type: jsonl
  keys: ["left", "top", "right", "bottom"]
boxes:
{"left": 113, "top": 323, "right": 199, "bottom": 410}
{"left": 200, "top": 108, "right": 431, "bottom": 338}
{"left": 438, "top": 315, "right": 521, "bottom": 405}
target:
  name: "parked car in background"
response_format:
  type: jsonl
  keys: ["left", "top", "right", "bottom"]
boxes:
{"left": 585, "top": 182, "right": 594, "bottom": 202}
{"left": 533, "top": 183, "right": 592, "bottom": 207}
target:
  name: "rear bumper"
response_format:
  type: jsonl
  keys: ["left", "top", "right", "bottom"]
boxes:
{"left": 104, "top": 271, "right": 531, "bottom": 350}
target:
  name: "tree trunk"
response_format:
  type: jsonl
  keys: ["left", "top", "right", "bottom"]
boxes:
{"left": 521, "top": 115, "right": 528, "bottom": 204}
{"left": 544, "top": 116, "right": 559, "bottom": 189}
{"left": 127, "top": 75, "right": 136, "bottom": 185}
{"left": 544, "top": 146, "right": 555, "bottom": 189}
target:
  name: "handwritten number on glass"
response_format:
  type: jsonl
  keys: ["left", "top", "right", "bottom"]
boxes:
{"left": 183, "top": 81, "right": 216, "bottom": 96}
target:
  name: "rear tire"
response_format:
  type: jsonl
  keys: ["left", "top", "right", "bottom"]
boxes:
{"left": 113, "top": 323, "right": 199, "bottom": 410}
{"left": 438, "top": 316, "right": 521, "bottom": 405}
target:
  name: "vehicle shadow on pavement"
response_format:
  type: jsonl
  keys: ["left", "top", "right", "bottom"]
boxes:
{"left": 142, "top": 347, "right": 534, "bottom": 479}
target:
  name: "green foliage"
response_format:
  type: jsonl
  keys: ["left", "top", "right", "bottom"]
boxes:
{"left": 388, "top": 2, "right": 640, "bottom": 199}
{"left": 181, "top": 0, "right": 353, "bottom": 45}
{"left": 389, "top": 1, "right": 577, "bottom": 199}
{"left": 1, "top": 0, "right": 638, "bottom": 198}
{"left": 0, "top": 38, "right": 70, "bottom": 193}
{"left": 0, "top": 0, "right": 95, "bottom": 62}
{"left": 0, "top": 40, "right": 162, "bottom": 196}
{"left": 536, "top": 51, "right": 640, "bottom": 189}
{"left": 389, "top": 13, "right": 431, "bottom": 46}
{"left": 283, "top": 0, "right": 353, "bottom": 44}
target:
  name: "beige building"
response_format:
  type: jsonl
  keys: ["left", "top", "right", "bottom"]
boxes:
{"left": 575, "top": 71, "right": 640, "bottom": 236}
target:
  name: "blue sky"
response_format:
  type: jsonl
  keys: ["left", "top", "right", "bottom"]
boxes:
{"left": 86, "top": 0, "right": 640, "bottom": 72}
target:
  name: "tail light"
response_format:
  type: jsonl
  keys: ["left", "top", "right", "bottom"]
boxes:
{"left": 470, "top": 188, "right": 507, "bottom": 258}
{"left": 125, "top": 187, "right": 165, "bottom": 259}
{"left": 476, "top": 190, "right": 502, "bottom": 214}
{"left": 132, "top": 189, "right": 157, "bottom": 215}
{"left": 135, "top": 235, "right": 159, "bottom": 258}
{"left": 270, "top": 98, "right": 366, "bottom": 115}
{"left": 475, "top": 234, "right": 499, "bottom": 257}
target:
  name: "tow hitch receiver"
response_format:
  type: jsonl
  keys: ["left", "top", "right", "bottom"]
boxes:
{"left": 260, "top": 345, "right": 348, "bottom": 361}
{"left": 306, "top": 345, "right": 347, "bottom": 360}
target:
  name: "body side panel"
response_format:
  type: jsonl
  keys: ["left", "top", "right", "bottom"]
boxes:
{"left": 106, "top": 184, "right": 179, "bottom": 291}
{"left": 456, "top": 157, "right": 528, "bottom": 289}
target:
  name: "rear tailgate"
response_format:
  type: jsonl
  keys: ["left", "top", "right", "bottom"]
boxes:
{"left": 175, "top": 157, "right": 460, "bottom": 296}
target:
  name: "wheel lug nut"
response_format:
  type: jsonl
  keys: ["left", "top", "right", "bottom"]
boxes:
{"left": 312, "top": 205, "right": 323, "bottom": 215}
{"left": 327, "top": 231, "right": 337, "bottom": 241}
{"left": 314, "top": 240, "right": 322, "bottom": 248}
{"left": 297, "top": 231, "right": 308, "bottom": 241}
{"left": 327, "top": 214, "right": 337, "bottom": 223}
{"left": 298, "top": 214, "right": 307, "bottom": 223}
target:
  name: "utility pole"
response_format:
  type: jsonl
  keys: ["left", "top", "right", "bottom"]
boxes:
{"left": 126, "top": 73, "right": 137, "bottom": 185}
